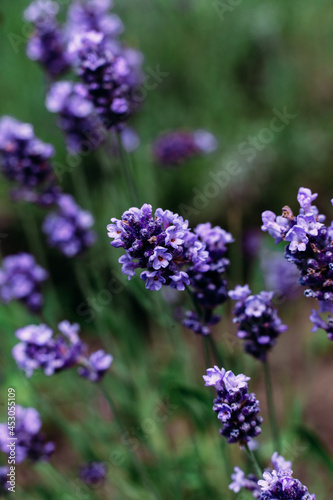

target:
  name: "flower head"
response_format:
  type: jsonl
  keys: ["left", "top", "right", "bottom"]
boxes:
{"left": 0, "top": 405, "right": 54, "bottom": 464}
{"left": 0, "top": 253, "right": 48, "bottom": 313}
{"left": 204, "top": 368, "right": 262, "bottom": 445}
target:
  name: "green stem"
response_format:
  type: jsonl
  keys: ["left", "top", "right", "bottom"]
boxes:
{"left": 203, "top": 335, "right": 211, "bottom": 367}
{"left": 245, "top": 444, "right": 262, "bottom": 479}
{"left": 264, "top": 359, "right": 280, "bottom": 453}
{"left": 207, "top": 335, "right": 224, "bottom": 367}
{"left": 116, "top": 132, "right": 139, "bottom": 206}
{"left": 100, "top": 382, "right": 163, "bottom": 500}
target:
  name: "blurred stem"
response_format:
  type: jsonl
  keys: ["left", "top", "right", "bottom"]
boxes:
{"left": 116, "top": 132, "right": 139, "bottom": 207}
{"left": 203, "top": 335, "right": 210, "bottom": 367}
{"left": 263, "top": 359, "right": 280, "bottom": 453}
{"left": 100, "top": 381, "right": 163, "bottom": 500}
{"left": 207, "top": 335, "right": 224, "bottom": 367}
{"left": 245, "top": 444, "right": 262, "bottom": 479}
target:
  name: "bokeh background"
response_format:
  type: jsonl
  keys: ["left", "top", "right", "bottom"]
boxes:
{"left": 1, "top": 0, "right": 333, "bottom": 499}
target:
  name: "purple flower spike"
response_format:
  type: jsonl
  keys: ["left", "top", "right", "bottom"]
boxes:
{"left": 24, "top": 0, "right": 70, "bottom": 77}
{"left": 229, "top": 453, "right": 316, "bottom": 499}
{"left": 229, "top": 285, "right": 287, "bottom": 361}
{"left": 0, "top": 253, "right": 48, "bottom": 313}
{"left": 261, "top": 187, "right": 333, "bottom": 308}
{"left": 42, "top": 194, "right": 96, "bottom": 257}
{"left": 12, "top": 321, "right": 112, "bottom": 382}
{"left": 79, "top": 462, "right": 107, "bottom": 486}
{"left": 153, "top": 129, "right": 218, "bottom": 167}
{"left": 69, "top": 31, "right": 144, "bottom": 128}
{"left": 0, "top": 405, "right": 55, "bottom": 464}
{"left": 0, "top": 116, "right": 59, "bottom": 205}
{"left": 204, "top": 367, "right": 262, "bottom": 445}
{"left": 46, "top": 81, "right": 104, "bottom": 154}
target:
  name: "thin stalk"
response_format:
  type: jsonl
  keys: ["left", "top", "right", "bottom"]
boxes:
{"left": 100, "top": 382, "right": 163, "bottom": 500}
{"left": 207, "top": 335, "right": 224, "bottom": 367}
{"left": 264, "top": 359, "right": 280, "bottom": 453}
{"left": 116, "top": 132, "right": 139, "bottom": 206}
{"left": 245, "top": 444, "right": 262, "bottom": 479}
{"left": 203, "top": 335, "right": 211, "bottom": 367}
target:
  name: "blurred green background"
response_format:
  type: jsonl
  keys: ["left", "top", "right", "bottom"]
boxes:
{"left": 1, "top": 0, "right": 333, "bottom": 499}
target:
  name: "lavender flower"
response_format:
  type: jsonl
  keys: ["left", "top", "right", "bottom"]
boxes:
{"left": 69, "top": 31, "right": 143, "bottom": 128}
{"left": 42, "top": 194, "right": 96, "bottom": 257}
{"left": 79, "top": 462, "right": 107, "bottom": 485}
{"left": 66, "top": 0, "right": 124, "bottom": 40}
{"left": 0, "top": 406, "right": 55, "bottom": 463}
{"left": 183, "top": 223, "right": 233, "bottom": 335}
{"left": 24, "top": 0, "right": 70, "bottom": 77}
{"left": 12, "top": 321, "right": 112, "bottom": 381}
{"left": 46, "top": 81, "right": 104, "bottom": 154}
{"left": 261, "top": 188, "right": 331, "bottom": 304}
{"left": 0, "top": 467, "right": 9, "bottom": 495}
{"left": 229, "top": 453, "right": 315, "bottom": 500}
{"left": 258, "top": 469, "right": 316, "bottom": 499}
{"left": 0, "top": 116, "right": 57, "bottom": 203}
{"left": 229, "top": 286, "right": 288, "bottom": 361}
{"left": 107, "top": 204, "right": 209, "bottom": 291}
{"left": 0, "top": 253, "right": 48, "bottom": 313}
{"left": 153, "top": 129, "right": 218, "bottom": 167}
{"left": 203, "top": 367, "right": 263, "bottom": 445}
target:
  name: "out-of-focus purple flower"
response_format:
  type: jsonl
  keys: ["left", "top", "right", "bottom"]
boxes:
{"left": 78, "top": 350, "right": 113, "bottom": 382}
{"left": 79, "top": 461, "right": 107, "bottom": 486}
{"left": 261, "top": 250, "right": 300, "bottom": 301}
{"left": 183, "top": 223, "right": 233, "bottom": 335}
{"left": 204, "top": 367, "right": 262, "bottom": 445}
{"left": 69, "top": 31, "right": 144, "bottom": 128}
{"left": 310, "top": 308, "right": 333, "bottom": 341}
{"left": 0, "top": 253, "right": 48, "bottom": 313}
{"left": 24, "top": 0, "right": 70, "bottom": 77}
{"left": 12, "top": 321, "right": 113, "bottom": 382}
{"left": 0, "top": 405, "right": 55, "bottom": 464}
{"left": 229, "top": 467, "right": 261, "bottom": 498}
{"left": 153, "top": 129, "right": 218, "bottom": 167}
{"left": 107, "top": 204, "right": 209, "bottom": 291}
{"left": 66, "top": 0, "right": 124, "bottom": 40}
{"left": 42, "top": 194, "right": 96, "bottom": 257}
{"left": 229, "top": 286, "right": 287, "bottom": 362}
{"left": 0, "top": 467, "right": 10, "bottom": 495}
{"left": 46, "top": 81, "right": 104, "bottom": 154}
{"left": 0, "top": 116, "right": 58, "bottom": 204}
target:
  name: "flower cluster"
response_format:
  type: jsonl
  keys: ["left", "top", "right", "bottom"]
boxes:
{"left": 261, "top": 187, "right": 330, "bottom": 304}
{"left": 0, "top": 116, "right": 57, "bottom": 204}
{"left": 69, "top": 31, "right": 143, "bottom": 128}
{"left": 203, "top": 366, "right": 262, "bottom": 445}
{"left": 66, "top": 0, "right": 124, "bottom": 40}
{"left": 24, "top": 0, "right": 70, "bottom": 77}
{"left": 46, "top": 81, "right": 104, "bottom": 154}
{"left": 107, "top": 204, "right": 210, "bottom": 291}
{"left": 0, "top": 253, "right": 48, "bottom": 313}
{"left": 183, "top": 223, "right": 233, "bottom": 335}
{"left": 153, "top": 129, "right": 218, "bottom": 167}
{"left": 42, "top": 194, "right": 96, "bottom": 257}
{"left": 229, "top": 453, "right": 315, "bottom": 500}
{"left": 229, "top": 285, "right": 288, "bottom": 361}
{"left": 79, "top": 462, "right": 107, "bottom": 485}
{"left": 12, "top": 321, "right": 113, "bottom": 382}
{"left": 0, "top": 405, "right": 55, "bottom": 463}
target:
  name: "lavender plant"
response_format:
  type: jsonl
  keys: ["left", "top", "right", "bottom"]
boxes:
{"left": 12, "top": 321, "right": 112, "bottom": 381}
